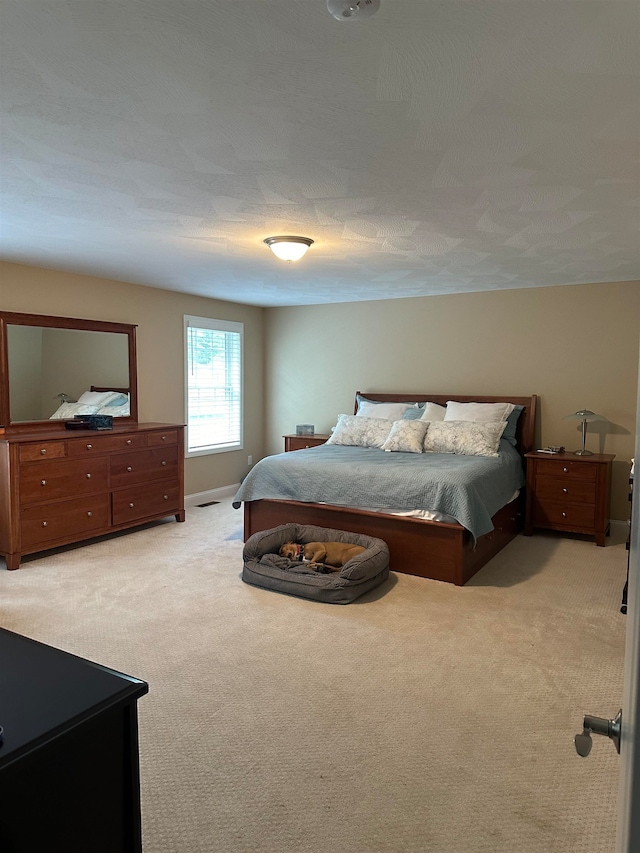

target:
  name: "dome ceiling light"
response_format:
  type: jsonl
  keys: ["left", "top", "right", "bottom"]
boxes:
{"left": 263, "top": 236, "right": 314, "bottom": 262}
{"left": 327, "top": 0, "right": 380, "bottom": 22}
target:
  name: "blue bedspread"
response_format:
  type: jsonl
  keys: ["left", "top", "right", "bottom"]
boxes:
{"left": 232, "top": 442, "right": 525, "bottom": 540}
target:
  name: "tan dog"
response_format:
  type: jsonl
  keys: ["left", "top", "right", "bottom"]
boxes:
{"left": 279, "top": 541, "right": 366, "bottom": 571}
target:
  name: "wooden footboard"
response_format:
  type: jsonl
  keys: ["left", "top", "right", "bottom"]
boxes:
{"left": 244, "top": 496, "right": 524, "bottom": 586}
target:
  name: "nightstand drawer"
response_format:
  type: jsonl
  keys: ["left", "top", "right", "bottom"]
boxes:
{"left": 536, "top": 459, "right": 597, "bottom": 481}
{"left": 535, "top": 476, "right": 597, "bottom": 504}
{"left": 534, "top": 500, "right": 596, "bottom": 530}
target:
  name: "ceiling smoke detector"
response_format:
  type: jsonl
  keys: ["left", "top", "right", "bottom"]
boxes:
{"left": 327, "top": 0, "right": 380, "bottom": 22}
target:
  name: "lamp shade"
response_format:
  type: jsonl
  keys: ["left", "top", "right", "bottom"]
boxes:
{"left": 263, "top": 236, "right": 314, "bottom": 262}
{"left": 563, "top": 409, "right": 607, "bottom": 423}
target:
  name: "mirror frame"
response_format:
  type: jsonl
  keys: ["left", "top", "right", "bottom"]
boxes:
{"left": 0, "top": 311, "right": 138, "bottom": 432}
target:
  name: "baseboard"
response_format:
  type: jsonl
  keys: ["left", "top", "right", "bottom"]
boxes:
{"left": 611, "top": 519, "right": 629, "bottom": 531}
{"left": 185, "top": 484, "right": 240, "bottom": 508}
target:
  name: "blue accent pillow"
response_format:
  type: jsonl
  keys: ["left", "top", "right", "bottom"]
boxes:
{"left": 402, "top": 407, "right": 424, "bottom": 420}
{"left": 502, "top": 405, "right": 524, "bottom": 446}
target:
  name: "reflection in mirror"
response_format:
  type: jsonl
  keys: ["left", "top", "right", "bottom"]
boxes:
{"left": 7, "top": 325, "right": 130, "bottom": 422}
{"left": 0, "top": 311, "right": 138, "bottom": 430}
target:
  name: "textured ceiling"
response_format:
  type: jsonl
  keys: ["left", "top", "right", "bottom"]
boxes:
{"left": 1, "top": 0, "right": 638, "bottom": 307}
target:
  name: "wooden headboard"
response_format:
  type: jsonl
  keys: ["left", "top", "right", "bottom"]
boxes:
{"left": 354, "top": 392, "right": 538, "bottom": 456}
{"left": 91, "top": 385, "right": 130, "bottom": 394}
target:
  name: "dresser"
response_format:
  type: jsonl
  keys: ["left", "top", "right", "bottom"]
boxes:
{"left": 0, "top": 627, "right": 148, "bottom": 852}
{"left": 0, "top": 423, "right": 185, "bottom": 570}
{"left": 283, "top": 433, "right": 330, "bottom": 452}
{"left": 524, "top": 451, "right": 614, "bottom": 546}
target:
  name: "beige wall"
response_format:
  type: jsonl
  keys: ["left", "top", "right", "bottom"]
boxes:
{"left": 2, "top": 262, "right": 638, "bottom": 521}
{"left": 265, "top": 281, "right": 640, "bottom": 521}
{"left": 0, "top": 261, "right": 265, "bottom": 496}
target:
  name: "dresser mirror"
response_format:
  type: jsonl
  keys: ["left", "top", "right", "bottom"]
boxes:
{"left": 0, "top": 311, "right": 138, "bottom": 430}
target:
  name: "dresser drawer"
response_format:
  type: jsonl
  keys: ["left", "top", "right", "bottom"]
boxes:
{"left": 67, "top": 433, "right": 147, "bottom": 456}
{"left": 112, "top": 481, "right": 181, "bottom": 525}
{"left": 534, "top": 476, "right": 597, "bottom": 505}
{"left": 147, "top": 429, "right": 179, "bottom": 447}
{"left": 19, "top": 442, "right": 66, "bottom": 462}
{"left": 536, "top": 459, "right": 596, "bottom": 481}
{"left": 533, "top": 499, "right": 596, "bottom": 530}
{"left": 21, "top": 495, "right": 110, "bottom": 548}
{"left": 110, "top": 447, "right": 179, "bottom": 487}
{"left": 20, "top": 458, "right": 109, "bottom": 505}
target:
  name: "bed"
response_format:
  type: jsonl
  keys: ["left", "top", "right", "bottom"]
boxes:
{"left": 234, "top": 393, "right": 537, "bottom": 586}
{"left": 49, "top": 386, "right": 131, "bottom": 419}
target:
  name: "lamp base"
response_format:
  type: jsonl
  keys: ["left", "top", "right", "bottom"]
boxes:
{"left": 574, "top": 449, "right": 594, "bottom": 456}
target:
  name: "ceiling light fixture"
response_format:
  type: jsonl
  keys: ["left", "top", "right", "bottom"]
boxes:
{"left": 327, "top": 0, "right": 380, "bottom": 22}
{"left": 263, "top": 236, "right": 314, "bottom": 262}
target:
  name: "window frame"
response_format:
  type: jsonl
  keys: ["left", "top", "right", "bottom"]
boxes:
{"left": 184, "top": 315, "right": 244, "bottom": 458}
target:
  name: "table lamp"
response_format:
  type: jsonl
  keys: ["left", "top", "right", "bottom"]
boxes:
{"left": 563, "top": 409, "right": 607, "bottom": 455}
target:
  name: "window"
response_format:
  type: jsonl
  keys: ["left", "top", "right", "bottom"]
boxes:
{"left": 184, "top": 316, "right": 243, "bottom": 456}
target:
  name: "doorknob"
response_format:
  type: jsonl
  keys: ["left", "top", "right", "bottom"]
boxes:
{"left": 574, "top": 709, "right": 622, "bottom": 756}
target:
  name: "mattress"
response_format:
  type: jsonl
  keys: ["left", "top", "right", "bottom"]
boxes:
{"left": 233, "top": 442, "right": 525, "bottom": 540}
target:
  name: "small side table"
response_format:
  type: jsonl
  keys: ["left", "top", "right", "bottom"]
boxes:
{"left": 283, "top": 434, "right": 330, "bottom": 452}
{"left": 524, "top": 451, "right": 614, "bottom": 546}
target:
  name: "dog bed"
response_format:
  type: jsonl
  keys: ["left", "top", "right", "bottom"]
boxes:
{"left": 242, "top": 523, "right": 390, "bottom": 604}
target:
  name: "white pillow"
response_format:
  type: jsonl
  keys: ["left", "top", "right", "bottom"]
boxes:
{"left": 356, "top": 399, "right": 413, "bottom": 420}
{"left": 49, "top": 402, "right": 100, "bottom": 420}
{"left": 444, "top": 401, "right": 515, "bottom": 423}
{"left": 418, "top": 402, "right": 447, "bottom": 422}
{"left": 424, "top": 420, "right": 507, "bottom": 457}
{"left": 77, "top": 390, "right": 124, "bottom": 406}
{"left": 326, "top": 414, "right": 394, "bottom": 449}
{"left": 382, "top": 420, "right": 429, "bottom": 453}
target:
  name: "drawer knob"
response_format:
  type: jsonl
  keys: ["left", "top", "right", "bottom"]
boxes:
{"left": 562, "top": 487, "right": 568, "bottom": 493}
{"left": 40, "top": 449, "right": 46, "bottom": 455}
{"left": 42, "top": 521, "right": 48, "bottom": 527}
{"left": 127, "top": 466, "right": 133, "bottom": 472}
{"left": 86, "top": 444, "right": 92, "bottom": 450}
{"left": 161, "top": 460, "right": 167, "bottom": 466}
{"left": 161, "top": 435, "right": 166, "bottom": 441}
{"left": 562, "top": 512, "right": 567, "bottom": 518}
{"left": 87, "top": 511, "right": 92, "bottom": 517}
{"left": 164, "top": 494, "right": 169, "bottom": 500}
{"left": 86, "top": 473, "right": 91, "bottom": 479}
{"left": 126, "top": 439, "right": 132, "bottom": 445}
{"left": 41, "top": 479, "right": 47, "bottom": 486}
{"left": 563, "top": 466, "right": 568, "bottom": 472}
{"left": 129, "top": 502, "right": 134, "bottom": 508}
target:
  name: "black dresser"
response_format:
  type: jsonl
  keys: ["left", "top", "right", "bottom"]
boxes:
{"left": 0, "top": 628, "right": 148, "bottom": 852}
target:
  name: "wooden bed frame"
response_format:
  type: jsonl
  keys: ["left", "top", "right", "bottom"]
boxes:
{"left": 243, "top": 393, "right": 538, "bottom": 586}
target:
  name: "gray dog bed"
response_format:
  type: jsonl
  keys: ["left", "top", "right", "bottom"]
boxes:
{"left": 242, "top": 523, "right": 390, "bottom": 604}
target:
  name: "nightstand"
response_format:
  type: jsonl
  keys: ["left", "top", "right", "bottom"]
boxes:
{"left": 283, "top": 434, "right": 330, "bottom": 452}
{"left": 524, "top": 451, "right": 614, "bottom": 546}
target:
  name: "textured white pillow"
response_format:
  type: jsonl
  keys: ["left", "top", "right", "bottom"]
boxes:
{"left": 444, "top": 401, "right": 515, "bottom": 423}
{"left": 418, "top": 402, "right": 447, "bottom": 422}
{"left": 326, "top": 414, "right": 393, "bottom": 448}
{"left": 382, "top": 420, "right": 429, "bottom": 453}
{"left": 356, "top": 399, "right": 413, "bottom": 420}
{"left": 77, "top": 390, "right": 123, "bottom": 406}
{"left": 424, "top": 420, "right": 507, "bottom": 457}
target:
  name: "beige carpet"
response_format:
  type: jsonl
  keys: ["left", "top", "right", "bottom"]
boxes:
{"left": 0, "top": 500, "right": 628, "bottom": 853}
